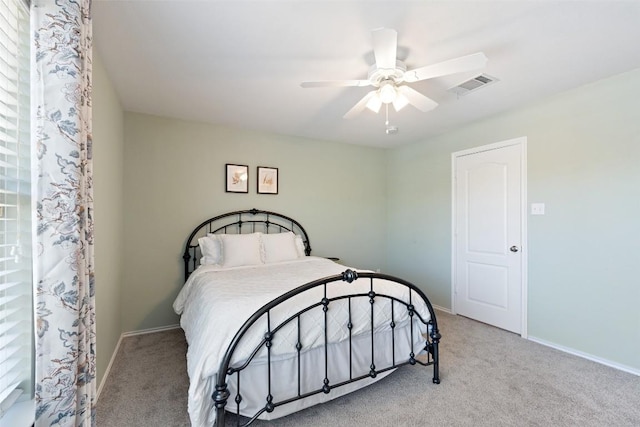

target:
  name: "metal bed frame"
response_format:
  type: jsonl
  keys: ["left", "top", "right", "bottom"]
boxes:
{"left": 182, "top": 209, "right": 441, "bottom": 426}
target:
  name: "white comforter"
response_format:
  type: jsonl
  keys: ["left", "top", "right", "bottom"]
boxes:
{"left": 173, "top": 257, "right": 430, "bottom": 426}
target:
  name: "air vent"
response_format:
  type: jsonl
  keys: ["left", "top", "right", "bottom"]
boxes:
{"left": 449, "top": 74, "right": 498, "bottom": 96}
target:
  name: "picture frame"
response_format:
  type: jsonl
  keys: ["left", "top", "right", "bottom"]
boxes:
{"left": 257, "top": 166, "right": 278, "bottom": 194}
{"left": 225, "top": 164, "right": 249, "bottom": 193}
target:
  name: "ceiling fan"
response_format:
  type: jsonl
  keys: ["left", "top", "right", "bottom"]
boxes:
{"left": 301, "top": 28, "right": 488, "bottom": 119}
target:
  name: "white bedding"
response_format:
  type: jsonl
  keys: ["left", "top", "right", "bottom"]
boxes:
{"left": 173, "top": 256, "right": 431, "bottom": 426}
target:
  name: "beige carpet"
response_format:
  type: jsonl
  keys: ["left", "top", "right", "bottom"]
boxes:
{"left": 97, "top": 312, "right": 640, "bottom": 426}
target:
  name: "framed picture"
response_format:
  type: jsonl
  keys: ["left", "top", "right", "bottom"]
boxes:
{"left": 225, "top": 164, "right": 248, "bottom": 193}
{"left": 257, "top": 166, "right": 278, "bottom": 194}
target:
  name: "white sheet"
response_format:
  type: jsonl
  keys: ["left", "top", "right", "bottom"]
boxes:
{"left": 173, "top": 257, "right": 431, "bottom": 426}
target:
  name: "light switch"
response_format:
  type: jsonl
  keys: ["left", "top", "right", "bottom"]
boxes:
{"left": 531, "top": 203, "right": 545, "bottom": 215}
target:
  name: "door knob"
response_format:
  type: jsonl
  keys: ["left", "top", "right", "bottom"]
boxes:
{"left": 510, "top": 246, "right": 519, "bottom": 252}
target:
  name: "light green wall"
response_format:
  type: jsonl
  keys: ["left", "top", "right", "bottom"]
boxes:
{"left": 122, "top": 113, "right": 387, "bottom": 331}
{"left": 387, "top": 68, "right": 640, "bottom": 371}
{"left": 92, "top": 51, "right": 125, "bottom": 385}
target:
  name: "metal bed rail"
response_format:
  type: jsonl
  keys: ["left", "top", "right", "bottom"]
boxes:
{"left": 212, "top": 269, "right": 441, "bottom": 427}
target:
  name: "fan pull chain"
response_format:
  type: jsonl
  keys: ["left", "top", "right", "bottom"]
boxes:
{"left": 385, "top": 104, "right": 398, "bottom": 135}
{"left": 385, "top": 103, "right": 389, "bottom": 126}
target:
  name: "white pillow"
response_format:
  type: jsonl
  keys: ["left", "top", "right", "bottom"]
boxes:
{"left": 220, "top": 233, "right": 263, "bottom": 268}
{"left": 198, "top": 234, "right": 222, "bottom": 265}
{"left": 294, "top": 235, "right": 306, "bottom": 257}
{"left": 262, "top": 232, "right": 300, "bottom": 263}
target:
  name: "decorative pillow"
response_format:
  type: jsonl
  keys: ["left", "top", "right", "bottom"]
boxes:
{"left": 294, "top": 235, "right": 307, "bottom": 257}
{"left": 262, "top": 232, "right": 300, "bottom": 263}
{"left": 198, "top": 234, "right": 222, "bottom": 265}
{"left": 220, "top": 233, "right": 263, "bottom": 268}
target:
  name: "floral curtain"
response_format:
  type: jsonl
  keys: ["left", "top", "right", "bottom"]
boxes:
{"left": 32, "top": 1, "right": 96, "bottom": 426}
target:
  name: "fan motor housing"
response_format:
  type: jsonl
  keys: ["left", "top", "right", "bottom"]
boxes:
{"left": 368, "top": 60, "right": 407, "bottom": 86}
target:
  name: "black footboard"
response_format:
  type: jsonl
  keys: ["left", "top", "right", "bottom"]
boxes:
{"left": 212, "top": 269, "right": 441, "bottom": 426}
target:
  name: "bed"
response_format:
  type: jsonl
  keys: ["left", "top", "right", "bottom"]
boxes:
{"left": 174, "top": 209, "right": 441, "bottom": 426}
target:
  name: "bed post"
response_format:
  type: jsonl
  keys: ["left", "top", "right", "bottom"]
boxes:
{"left": 213, "top": 384, "right": 229, "bottom": 426}
{"left": 182, "top": 250, "right": 191, "bottom": 282}
{"left": 430, "top": 325, "right": 442, "bottom": 384}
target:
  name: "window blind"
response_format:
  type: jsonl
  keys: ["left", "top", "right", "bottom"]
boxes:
{"left": 0, "top": 0, "right": 33, "bottom": 422}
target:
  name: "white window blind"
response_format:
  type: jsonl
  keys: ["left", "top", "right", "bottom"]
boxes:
{"left": 0, "top": 0, "right": 33, "bottom": 423}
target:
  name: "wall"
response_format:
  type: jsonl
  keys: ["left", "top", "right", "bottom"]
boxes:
{"left": 386, "top": 68, "right": 640, "bottom": 372}
{"left": 92, "top": 51, "right": 125, "bottom": 384}
{"left": 122, "top": 113, "right": 387, "bottom": 332}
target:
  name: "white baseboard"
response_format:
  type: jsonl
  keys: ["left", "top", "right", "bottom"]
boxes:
{"left": 121, "top": 324, "right": 181, "bottom": 338}
{"left": 96, "top": 324, "right": 182, "bottom": 401}
{"left": 432, "top": 304, "right": 452, "bottom": 314}
{"left": 528, "top": 335, "right": 640, "bottom": 377}
{"left": 96, "top": 333, "right": 124, "bottom": 401}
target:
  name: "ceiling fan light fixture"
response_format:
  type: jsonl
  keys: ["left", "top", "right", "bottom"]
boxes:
{"left": 392, "top": 93, "right": 409, "bottom": 111}
{"left": 365, "top": 94, "right": 382, "bottom": 113}
{"left": 378, "top": 82, "right": 397, "bottom": 104}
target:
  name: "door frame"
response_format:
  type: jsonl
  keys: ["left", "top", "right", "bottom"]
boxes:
{"left": 451, "top": 137, "right": 528, "bottom": 338}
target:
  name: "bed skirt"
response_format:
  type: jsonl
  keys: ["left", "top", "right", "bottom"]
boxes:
{"left": 207, "top": 318, "right": 424, "bottom": 423}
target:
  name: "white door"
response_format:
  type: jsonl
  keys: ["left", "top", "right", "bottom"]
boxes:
{"left": 453, "top": 139, "right": 526, "bottom": 334}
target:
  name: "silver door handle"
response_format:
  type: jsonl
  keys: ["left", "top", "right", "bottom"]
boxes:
{"left": 510, "top": 246, "right": 519, "bottom": 252}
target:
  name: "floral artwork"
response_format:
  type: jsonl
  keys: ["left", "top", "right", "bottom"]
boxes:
{"left": 226, "top": 164, "right": 248, "bottom": 193}
{"left": 257, "top": 166, "right": 278, "bottom": 194}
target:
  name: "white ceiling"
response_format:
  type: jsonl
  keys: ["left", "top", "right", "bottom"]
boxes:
{"left": 93, "top": 1, "right": 640, "bottom": 148}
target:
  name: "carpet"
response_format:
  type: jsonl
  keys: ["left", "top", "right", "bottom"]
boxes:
{"left": 97, "top": 312, "right": 640, "bottom": 426}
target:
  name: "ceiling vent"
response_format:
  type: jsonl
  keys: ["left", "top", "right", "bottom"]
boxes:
{"left": 449, "top": 74, "right": 498, "bottom": 96}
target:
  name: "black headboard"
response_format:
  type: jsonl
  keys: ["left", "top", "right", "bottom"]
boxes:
{"left": 183, "top": 208, "right": 312, "bottom": 280}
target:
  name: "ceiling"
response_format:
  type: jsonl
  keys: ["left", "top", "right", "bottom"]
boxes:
{"left": 93, "top": 1, "right": 640, "bottom": 148}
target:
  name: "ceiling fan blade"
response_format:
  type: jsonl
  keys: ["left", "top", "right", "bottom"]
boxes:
{"left": 397, "top": 85, "right": 438, "bottom": 112}
{"left": 404, "top": 52, "right": 488, "bottom": 83}
{"left": 301, "top": 80, "right": 371, "bottom": 88}
{"left": 343, "top": 91, "right": 377, "bottom": 119}
{"left": 371, "top": 28, "right": 397, "bottom": 70}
